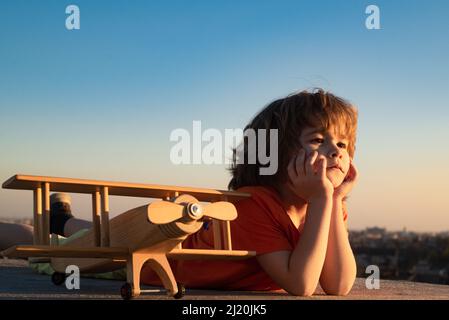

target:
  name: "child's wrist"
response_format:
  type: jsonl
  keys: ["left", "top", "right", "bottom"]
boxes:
{"left": 332, "top": 194, "right": 345, "bottom": 202}
{"left": 308, "top": 193, "right": 333, "bottom": 204}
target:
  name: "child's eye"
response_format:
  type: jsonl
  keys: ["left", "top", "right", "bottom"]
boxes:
{"left": 311, "top": 138, "right": 324, "bottom": 144}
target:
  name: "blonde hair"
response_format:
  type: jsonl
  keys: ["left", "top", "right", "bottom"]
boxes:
{"left": 228, "top": 88, "right": 358, "bottom": 190}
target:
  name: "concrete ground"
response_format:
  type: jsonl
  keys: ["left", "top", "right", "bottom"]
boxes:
{"left": 1, "top": 258, "right": 449, "bottom": 300}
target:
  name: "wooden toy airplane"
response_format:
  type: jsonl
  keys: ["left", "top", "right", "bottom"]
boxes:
{"left": 0, "top": 174, "right": 255, "bottom": 299}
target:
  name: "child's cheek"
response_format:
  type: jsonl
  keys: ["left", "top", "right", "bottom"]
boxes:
{"left": 303, "top": 146, "right": 319, "bottom": 157}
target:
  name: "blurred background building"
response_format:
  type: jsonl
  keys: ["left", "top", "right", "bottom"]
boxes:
{"left": 350, "top": 227, "right": 449, "bottom": 285}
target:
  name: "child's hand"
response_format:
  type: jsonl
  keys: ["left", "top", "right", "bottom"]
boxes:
{"left": 287, "top": 149, "right": 334, "bottom": 202}
{"left": 333, "top": 161, "right": 359, "bottom": 201}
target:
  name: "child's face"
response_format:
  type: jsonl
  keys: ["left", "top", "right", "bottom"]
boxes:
{"left": 299, "top": 125, "right": 351, "bottom": 188}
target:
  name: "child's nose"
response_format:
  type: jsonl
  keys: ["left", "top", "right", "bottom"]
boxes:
{"left": 328, "top": 145, "right": 343, "bottom": 158}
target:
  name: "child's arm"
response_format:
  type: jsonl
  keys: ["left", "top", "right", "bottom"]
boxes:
{"left": 257, "top": 195, "right": 333, "bottom": 296}
{"left": 318, "top": 199, "right": 357, "bottom": 295}
{"left": 257, "top": 150, "right": 334, "bottom": 296}
{"left": 319, "top": 162, "right": 358, "bottom": 295}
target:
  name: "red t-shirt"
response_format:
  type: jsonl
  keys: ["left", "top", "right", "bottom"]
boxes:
{"left": 140, "top": 186, "right": 348, "bottom": 290}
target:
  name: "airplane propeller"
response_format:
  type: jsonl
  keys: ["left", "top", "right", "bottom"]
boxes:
{"left": 147, "top": 200, "right": 237, "bottom": 224}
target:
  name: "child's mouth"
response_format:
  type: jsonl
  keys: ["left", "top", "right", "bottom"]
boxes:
{"left": 328, "top": 166, "right": 344, "bottom": 173}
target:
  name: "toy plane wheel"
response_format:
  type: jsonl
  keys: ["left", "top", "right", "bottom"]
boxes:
{"left": 173, "top": 282, "right": 185, "bottom": 299}
{"left": 51, "top": 272, "right": 66, "bottom": 286}
{"left": 120, "top": 283, "right": 134, "bottom": 300}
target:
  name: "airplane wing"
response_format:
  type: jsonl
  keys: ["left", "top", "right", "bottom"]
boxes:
{"left": 2, "top": 245, "right": 256, "bottom": 261}
{"left": 167, "top": 248, "right": 256, "bottom": 260}
{"left": 2, "top": 174, "right": 251, "bottom": 203}
{"left": 1, "top": 245, "right": 129, "bottom": 259}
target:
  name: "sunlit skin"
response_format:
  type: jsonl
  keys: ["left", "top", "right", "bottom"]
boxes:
{"left": 285, "top": 124, "right": 359, "bottom": 207}
{"left": 299, "top": 125, "right": 352, "bottom": 188}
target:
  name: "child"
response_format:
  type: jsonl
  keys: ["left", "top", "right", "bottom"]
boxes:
{"left": 0, "top": 88, "right": 358, "bottom": 296}
{"left": 141, "top": 88, "right": 359, "bottom": 296}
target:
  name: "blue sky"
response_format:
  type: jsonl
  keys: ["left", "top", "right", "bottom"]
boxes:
{"left": 0, "top": 0, "right": 448, "bottom": 231}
